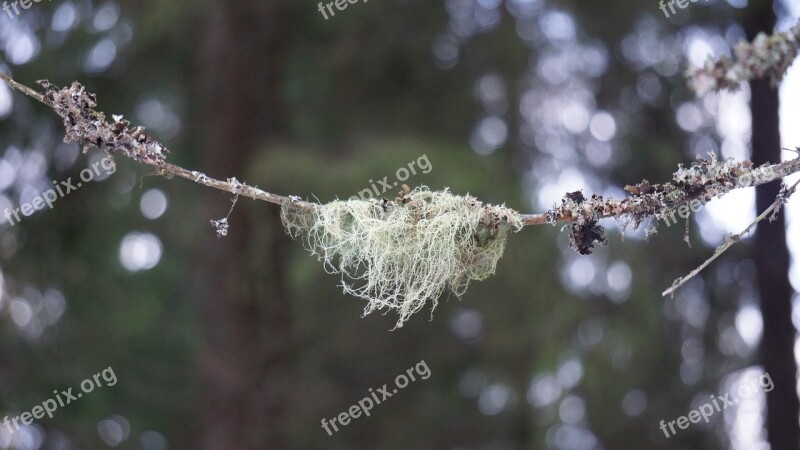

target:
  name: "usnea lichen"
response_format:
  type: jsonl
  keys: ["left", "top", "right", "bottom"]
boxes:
{"left": 280, "top": 186, "right": 522, "bottom": 328}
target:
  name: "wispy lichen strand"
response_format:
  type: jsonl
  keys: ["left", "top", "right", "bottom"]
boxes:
{"left": 281, "top": 187, "right": 522, "bottom": 328}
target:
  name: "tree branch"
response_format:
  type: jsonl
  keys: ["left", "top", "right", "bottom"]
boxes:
{"left": 0, "top": 72, "right": 313, "bottom": 212}
{"left": 2, "top": 73, "right": 798, "bottom": 237}
{"left": 686, "top": 21, "right": 800, "bottom": 96}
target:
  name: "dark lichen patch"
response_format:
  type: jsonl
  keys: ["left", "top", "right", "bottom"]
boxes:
{"left": 544, "top": 154, "right": 787, "bottom": 255}
{"left": 568, "top": 219, "right": 607, "bottom": 255}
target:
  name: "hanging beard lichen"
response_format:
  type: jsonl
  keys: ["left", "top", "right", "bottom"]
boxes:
{"left": 280, "top": 186, "right": 523, "bottom": 328}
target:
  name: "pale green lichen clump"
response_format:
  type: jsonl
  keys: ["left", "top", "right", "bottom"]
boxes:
{"left": 281, "top": 187, "right": 523, "bottom": 328}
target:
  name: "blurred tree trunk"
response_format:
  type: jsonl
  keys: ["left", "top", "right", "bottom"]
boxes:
{"left": 746, "top": 6, "right": 800, "bottom": 450}
{"left": 197, "top": 0, "right": 293, "bottom": 448}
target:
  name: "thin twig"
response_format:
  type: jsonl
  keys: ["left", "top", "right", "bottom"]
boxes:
{"left": 153, "top": 162, "right": 289, "bottom": 206}
{"left": 0, "top": 72, "right": 313, "bottom": 211}
{"left": 662, "top": 177, "right": 800, "bottom": 297}
{"left": 0, "top": 72, "right": 47, "bottom": 104}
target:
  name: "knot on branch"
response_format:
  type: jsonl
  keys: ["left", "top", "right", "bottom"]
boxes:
{"left": 38, "top": 80, "right": 168, "bottom": 164}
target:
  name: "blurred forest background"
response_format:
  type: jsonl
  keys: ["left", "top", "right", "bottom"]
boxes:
{"left": 1, "top": 0, "right": 800, "bottom": 448}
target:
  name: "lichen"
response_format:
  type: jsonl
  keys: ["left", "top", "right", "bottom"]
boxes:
{"left": 687, "top": 22, "right": 800, "bottom": 96}
{"left": 546, "top": 153, "right": 785, "bottom": 252}
{"left": 280, "top": 186, "right": 522, "bottom": 328}
{"left": 39, "top": 80, "right": 168, "bottom": 164}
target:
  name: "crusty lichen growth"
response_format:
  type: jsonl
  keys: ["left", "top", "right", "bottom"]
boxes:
{"left": 281, "top": 186, "right": 522, "bottom": 328}
{"left": 40, "top": 80, "right": 167, "bottom": 164}
{"left": 687, "top": 21, "right": 800, "bottom": 96}
{"left": 24, "top": 78, "right": 292, "bottom": 208}
{"left": 546, "top": 154, "right": 792, "bottom": 254}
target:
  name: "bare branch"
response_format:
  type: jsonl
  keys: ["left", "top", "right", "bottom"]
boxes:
{"left": 662, "top": 177, "right": 800, "bottom": 297}
{"left": 0, "top": 72, "right": 47, "bottom": 104}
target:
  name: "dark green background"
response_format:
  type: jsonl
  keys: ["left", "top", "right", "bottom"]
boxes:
{"left": 0, "top": 0, "right": 796, "bottom": 448}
